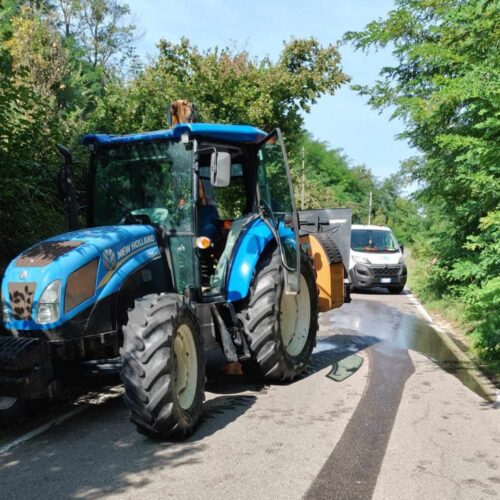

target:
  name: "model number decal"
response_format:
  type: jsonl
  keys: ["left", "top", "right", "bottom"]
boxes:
{"left": 146, "top": 247, "right": 160, "bottom": 259}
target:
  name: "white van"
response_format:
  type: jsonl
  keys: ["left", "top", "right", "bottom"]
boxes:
{"left": 348, "top": 224, "right": 407, "bottom": 294}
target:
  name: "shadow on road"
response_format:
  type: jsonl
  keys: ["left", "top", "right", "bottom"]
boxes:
{"left": 0, "top": 335, "right": 379, "bottom": 499}
{"left": 351, "top": 286, "right": 410, "bottom": 296}
{"left": 191, "top": 394, "right": 257, "bottom": 441}
{"left": 0, "top": 396, "right": 209, "bottom": 499}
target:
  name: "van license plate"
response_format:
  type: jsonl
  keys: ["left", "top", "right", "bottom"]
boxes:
{"left": 381, "top": 278, "right": 392, "bottom": 284}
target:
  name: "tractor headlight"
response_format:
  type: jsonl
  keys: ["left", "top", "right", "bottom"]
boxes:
{"left": 1, "top": 291, "right": 9, "bottom": 324}
{"left": 36, "top": 280, "right": 61, "bottom": 324}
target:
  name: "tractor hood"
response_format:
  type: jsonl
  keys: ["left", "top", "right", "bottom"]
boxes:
{"left": 1, "top": 225, "right": 160, "bottom": 330}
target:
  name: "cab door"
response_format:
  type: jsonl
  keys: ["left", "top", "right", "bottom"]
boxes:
{"left": 257, "top": 129, "right": 300, "bottom": 294}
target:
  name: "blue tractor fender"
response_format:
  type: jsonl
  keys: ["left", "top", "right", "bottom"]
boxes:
{"left": 225, "top": 218, "right": 295, "bottom": 302}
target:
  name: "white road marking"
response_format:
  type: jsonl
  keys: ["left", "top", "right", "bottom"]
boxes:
{"left": 406, "top": 292, "right": 436, "bottom": 325}
{"left": 0, "top": 385, "right": 124, "bottom": 456}
{"left": 0, "top": 406, "right": 87, "bottom": 456}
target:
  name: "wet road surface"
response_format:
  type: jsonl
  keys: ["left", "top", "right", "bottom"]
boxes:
{"left": 0, "top": 289, "right": 498, "bottom": 499}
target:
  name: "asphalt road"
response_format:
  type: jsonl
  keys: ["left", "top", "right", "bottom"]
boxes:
{"left": 0, "top": 290, "right": 498, "bottom": 499}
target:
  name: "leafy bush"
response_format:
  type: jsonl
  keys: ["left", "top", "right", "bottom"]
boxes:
{"left": 346, "top": 0, "right": 500, "bottom": 359}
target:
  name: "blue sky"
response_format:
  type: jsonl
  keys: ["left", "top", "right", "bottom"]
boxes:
{"left": 127, "top": 0, "right": 416, "bottom": 180}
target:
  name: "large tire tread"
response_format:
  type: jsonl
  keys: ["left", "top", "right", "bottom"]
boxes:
{"left": 238, "top": 249, "right": 318, "bottom": 383}
{"left": 120, "top": 294, "right": 205, "bottom": 439}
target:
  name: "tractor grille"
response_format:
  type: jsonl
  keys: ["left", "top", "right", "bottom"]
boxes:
{"left": 372, "top": 266, "right": 402, "bottom": 277}
{"left": 7, "top": 282, "right": 37, "bottom": 320}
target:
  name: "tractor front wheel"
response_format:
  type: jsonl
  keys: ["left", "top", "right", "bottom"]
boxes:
{"left": 238, "top": 249, "right": 318, "bottom": 382}
{"left": 0, "top": 396, "right": 27, "bottom": 422}
{"left": 120, "top": 294, "right": 205, "bottom": 439}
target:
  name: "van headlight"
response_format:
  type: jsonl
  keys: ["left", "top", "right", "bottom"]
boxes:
{"left": 398, "top": 255, "right": 405, "bottom": 264}
{"left": 36, "top": 280, "right": 61, "bottom": 324}
{"left": 352, "top": 255, "right": 371, "bottom": 264}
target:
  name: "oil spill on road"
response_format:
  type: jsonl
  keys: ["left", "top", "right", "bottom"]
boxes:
{"left": 305, "top": 336, "right": 415, "bottom": 500}
{"left": 324, "top": 298, "right": 493, "bottom": 401}
{"left": 385, "top": 318, "right": 493, "bottom": 401}
{"left": 306, "top": 296, "right": 495, "bottom": 500}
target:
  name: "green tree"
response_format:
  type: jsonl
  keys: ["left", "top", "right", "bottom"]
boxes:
{"left": 92, "top": 37, "right": 349, "bottom": 143}
{"left": 0, "top": 0, "right": 139, "bottom": 263}
{"left": 6, "top": 6, "right": 67, "bottom": 98}
{"left": 345, "top": 0, "right": 500, "bottom": 359}
{"left": 288, "top": 134, "right": 422, "bottom": 242}
{"left": 79, "top": 0, "right": 137, "bottom": 69}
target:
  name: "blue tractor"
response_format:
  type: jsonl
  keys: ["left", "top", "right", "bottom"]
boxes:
{"left": 0, "top": 123, "right": 350, "bottom": 438}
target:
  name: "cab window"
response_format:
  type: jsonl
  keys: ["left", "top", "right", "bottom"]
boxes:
{"left": 199, "top": 164, "right": 246, "bottom": 219}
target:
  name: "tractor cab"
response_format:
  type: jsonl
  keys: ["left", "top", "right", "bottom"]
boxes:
{"left": 82, "top": 124, "right": 300, "bottom": 303}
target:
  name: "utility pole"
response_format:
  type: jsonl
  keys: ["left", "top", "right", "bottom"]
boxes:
{"left": 368, "top": 191, "right": 372, "bottom": 225}
{"left": 301, "top": 145, "right": 305, "bottom": 210}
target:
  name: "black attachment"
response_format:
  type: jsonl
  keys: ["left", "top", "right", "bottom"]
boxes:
{"left": 298, "top": 214, "right": 330, "bottom": 233}
{"left": 210, "top": 305, "right": 238, "bottom": 362}
{"left": 224, "top": 302, "right": 251, "bottom": 361}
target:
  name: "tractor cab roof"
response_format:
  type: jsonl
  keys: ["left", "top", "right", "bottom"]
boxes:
{"left": 82, "top": 123, "right": 267, "bottom": 148}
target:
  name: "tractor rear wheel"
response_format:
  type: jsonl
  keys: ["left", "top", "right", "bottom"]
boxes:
{"left": 120, "top": 294, "right": 205, "bottom": 439}
{"left": 238, "top": 249, "right": 318, "bottom": 382}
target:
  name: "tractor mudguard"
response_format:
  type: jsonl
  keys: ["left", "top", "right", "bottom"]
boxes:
{"left": 225, "top": 218, "right": 295, "bottom": 302}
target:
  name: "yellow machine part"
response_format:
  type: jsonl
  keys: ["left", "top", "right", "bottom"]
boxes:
{"left": 300, "top": 234, "right": 344, "bottom": 312}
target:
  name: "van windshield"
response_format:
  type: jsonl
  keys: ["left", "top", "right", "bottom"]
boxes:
{"left": 351, "top": 229, "right": 399, "bottom": 253}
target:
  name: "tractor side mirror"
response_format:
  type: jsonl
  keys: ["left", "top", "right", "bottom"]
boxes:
{"left": 210, "top": 151, "right": 231, "bottom": 187}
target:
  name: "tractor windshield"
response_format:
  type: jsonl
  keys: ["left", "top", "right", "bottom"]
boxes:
{"left": 92, "top": 140, "right": 193, "bottom": 230}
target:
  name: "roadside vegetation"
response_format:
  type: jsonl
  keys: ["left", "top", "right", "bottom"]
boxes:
{"left": 346, "top": 0, "right": 499, "bottom": 365}
{"left": 0, "top": 1, "right": 497, "bottom": 366}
